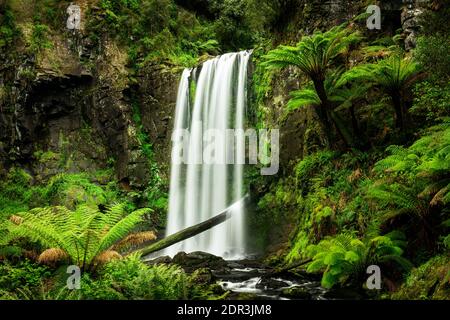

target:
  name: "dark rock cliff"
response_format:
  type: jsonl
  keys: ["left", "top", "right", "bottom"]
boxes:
{"left": 0, "top": 4, "right": 180, "bottom": 189}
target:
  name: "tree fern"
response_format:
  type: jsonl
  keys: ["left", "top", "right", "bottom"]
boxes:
{"left": 262, "top": 23, "right": 362, "bottom": 147}
{"left": 3, "top": 204, "right": 154, "bottom": 271}
{"left": 306, "top": 232, "right": 411, "bottom": 289}
{"left": 262, "top": 24, "right": 361, "bottom": 81}
{"left": 345, "top": 54, "right": 421, "bottom": 129}
{"left": 287, "top": 68, "right": 371, "bottom": 112}
{"left": 367, "top": 123, "right": 450, "bottom": 253}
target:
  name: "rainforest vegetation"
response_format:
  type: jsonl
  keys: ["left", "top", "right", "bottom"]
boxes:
{"left": 0, "top": 0, "right": 448, "bottom": 300}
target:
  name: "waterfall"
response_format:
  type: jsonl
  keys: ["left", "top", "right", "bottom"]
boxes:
{"left": 165, "top": 51, "right": 251, "bottom": 259}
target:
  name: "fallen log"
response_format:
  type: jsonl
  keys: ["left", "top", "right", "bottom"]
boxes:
{"left": 131, "top": 195, "right": 249, "bottom": 257}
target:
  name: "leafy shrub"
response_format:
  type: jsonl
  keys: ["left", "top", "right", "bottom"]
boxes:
{"left": 43, "top": 173, "right": 115, "bottom": 208}
{"left": 0, "top": 260, "right": 51, "bottom": 292}
{"left": 0, "top": 7, "right": 19, "bottom": 49}
{"left": 212, "top": 0, "right": 255, "bottom": 50}
{"left": 0, "top": 169, "right": 126, "bottom": 219}
{"left": 0, "top": 168, "right": 39, "bottom": 216}
{"left": 90, "top": 0, "right": 218, "bottom": 68}
{"left": 415, "top": 5, "right": 450, "bottom": 81}
{"left": 30, "top": 24, "right": 52, "bottom": 52}
{"left": 282, "top": 150, "right": 376, "bottom": 264}
{"left": 294, "top": 151, "right": 338, "bottom": 191}
{"left": 80, "top": 256, "right": 189, "bottom": 300}
{"left": 414, "top": 35, "right": 450, "bottom": 81}
{"left": 411, "top": 80, "right": 450, "bottom": 122}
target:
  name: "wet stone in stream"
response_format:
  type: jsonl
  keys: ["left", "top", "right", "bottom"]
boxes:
{"left": 217, "top": 262, "right": 326, "bottom": 300}
{"left": 146, "top": 252, "right": 326, "bottom": 300}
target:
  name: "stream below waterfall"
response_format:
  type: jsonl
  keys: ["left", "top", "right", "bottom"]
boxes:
{"left": 214, "top": 260, "right": 327, "bottom": 300}
{"left": 146, "top": 252, "right": 361, "bottom": 300}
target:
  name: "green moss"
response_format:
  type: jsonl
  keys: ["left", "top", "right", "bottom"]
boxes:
{"left": 0, "top": 168, "right": 39, "bottom": 216}
{"left": 34, "top": 150, "right": 60, "bottom": 163}
{"left": 43, "top": 173, "right": 120, "bottom": 209}
{"left": 0, "top": 5, "right": 20, "bottom": 49}
{"left": 30, "top": 23, "right": 52, "bottom": 52}
{"left": 250, "top": 46, "right": 275, "bottom": 128}
{"left": 285, "top": 231, "right": 310, "bottom": 263}
{"left": 392, "top": 255, "right": 450, "bottom": 300}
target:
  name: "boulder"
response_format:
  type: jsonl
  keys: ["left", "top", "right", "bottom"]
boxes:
{"left": 172, "top": 251, "right": 229, "bottom": 273}
{"left": 280, "top": 286, "right": 313, "bottom": 300}
{"left": 145, "top": 255, "right": 172, "bottom": 265}
{"left": 256, "top": 278, "right": 289, "bottom": 291}
{"left": 190, "top": 268, "right": 214, "bottom": 285}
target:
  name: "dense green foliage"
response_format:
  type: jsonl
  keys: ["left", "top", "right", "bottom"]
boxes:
{"left": 0, "top": 169, "right": 123, "bottom": 216}
{"left": 0, "top": 4, "right": 19, "bottom": 49}
{"left": 87, "top": 0, "right": 220, "bottom": 67}
{"left": 347, "top": 54, "right": 421, "bottom": 130}
{"left": 1, "top": 0, "right": 449, "bottom": 301}
{"left": 78, "top": 256, "right": 189, "bottom": 300}
{"left": 258, "top": 122, "right": 449, "bottom": 291}
{"left": 0, "top": 256, "right": 204, "bottom": 300}
{"left": 252, "top": 4, "right": 449, "bottom": 298}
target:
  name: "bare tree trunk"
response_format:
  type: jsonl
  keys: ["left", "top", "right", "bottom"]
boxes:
{"left": 330, "top": 110, "right": 355, "bottom": 148}
{"left": 350, "top": 105, "right": 360, "bottom": 137}
{"left": 391, "top": 94, "right": 404, "bottom": 129}
{"left": 313, "top": 79, "right": 333, "bottom": 147}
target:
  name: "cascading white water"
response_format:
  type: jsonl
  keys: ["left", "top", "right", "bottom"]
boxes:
{"left": 165, "top": 51, "right": 251, "bottom": 259}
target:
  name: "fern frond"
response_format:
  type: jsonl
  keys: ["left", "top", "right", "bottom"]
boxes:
{"left": 287, "top": 88, "right": 320, "bottom": 110}
{"left": 4, "top": 204, "right": 153, "bottom": 270}
{"left": 93, "top": 207, "right": 151, "bottom": 261}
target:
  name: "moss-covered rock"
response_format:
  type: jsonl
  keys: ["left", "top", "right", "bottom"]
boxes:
{"left": 280, "top": 286, "right": 312, "bottom": 300}
{"left": 391, "top": 255, "right": 450, "bottom": 300}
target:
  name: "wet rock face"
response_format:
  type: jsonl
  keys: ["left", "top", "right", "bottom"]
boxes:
{"left": 0, "top": 15, "right": 179, "bottom": 187}
{"left": 401, "top": 1, "right": 428, "bottom": 51}
{"left": 137, "top": 63, "right": 180, "bottom": 179}
{"left": 0, "top": 64, "right": 134, "bottom": 181}
{"left": 18, "top": 75, "right": 92, "bottom": 157}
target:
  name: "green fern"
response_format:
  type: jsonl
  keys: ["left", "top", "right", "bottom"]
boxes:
{"left": 3, "top": 204, "right": 153, "bottom": 271}
{"left": 287, "top": 68, "right": 371, "bottom": 113}
{"left": 262, "top": 24, "right": 361, "bottom": 81}
{"left": 306, "top": 232, "right": 412, "bottom": 289}
{"left": 367, "top": 122, "right": 450, "bottom": 253}
{"left": 373, "top": 124, "right": 450, "bottom": 208}
{"left": 345, "top": 53, "right": 421, "bottom": 129}
{"left": 262, "top": 23, "right": 362, "bottom": 147}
